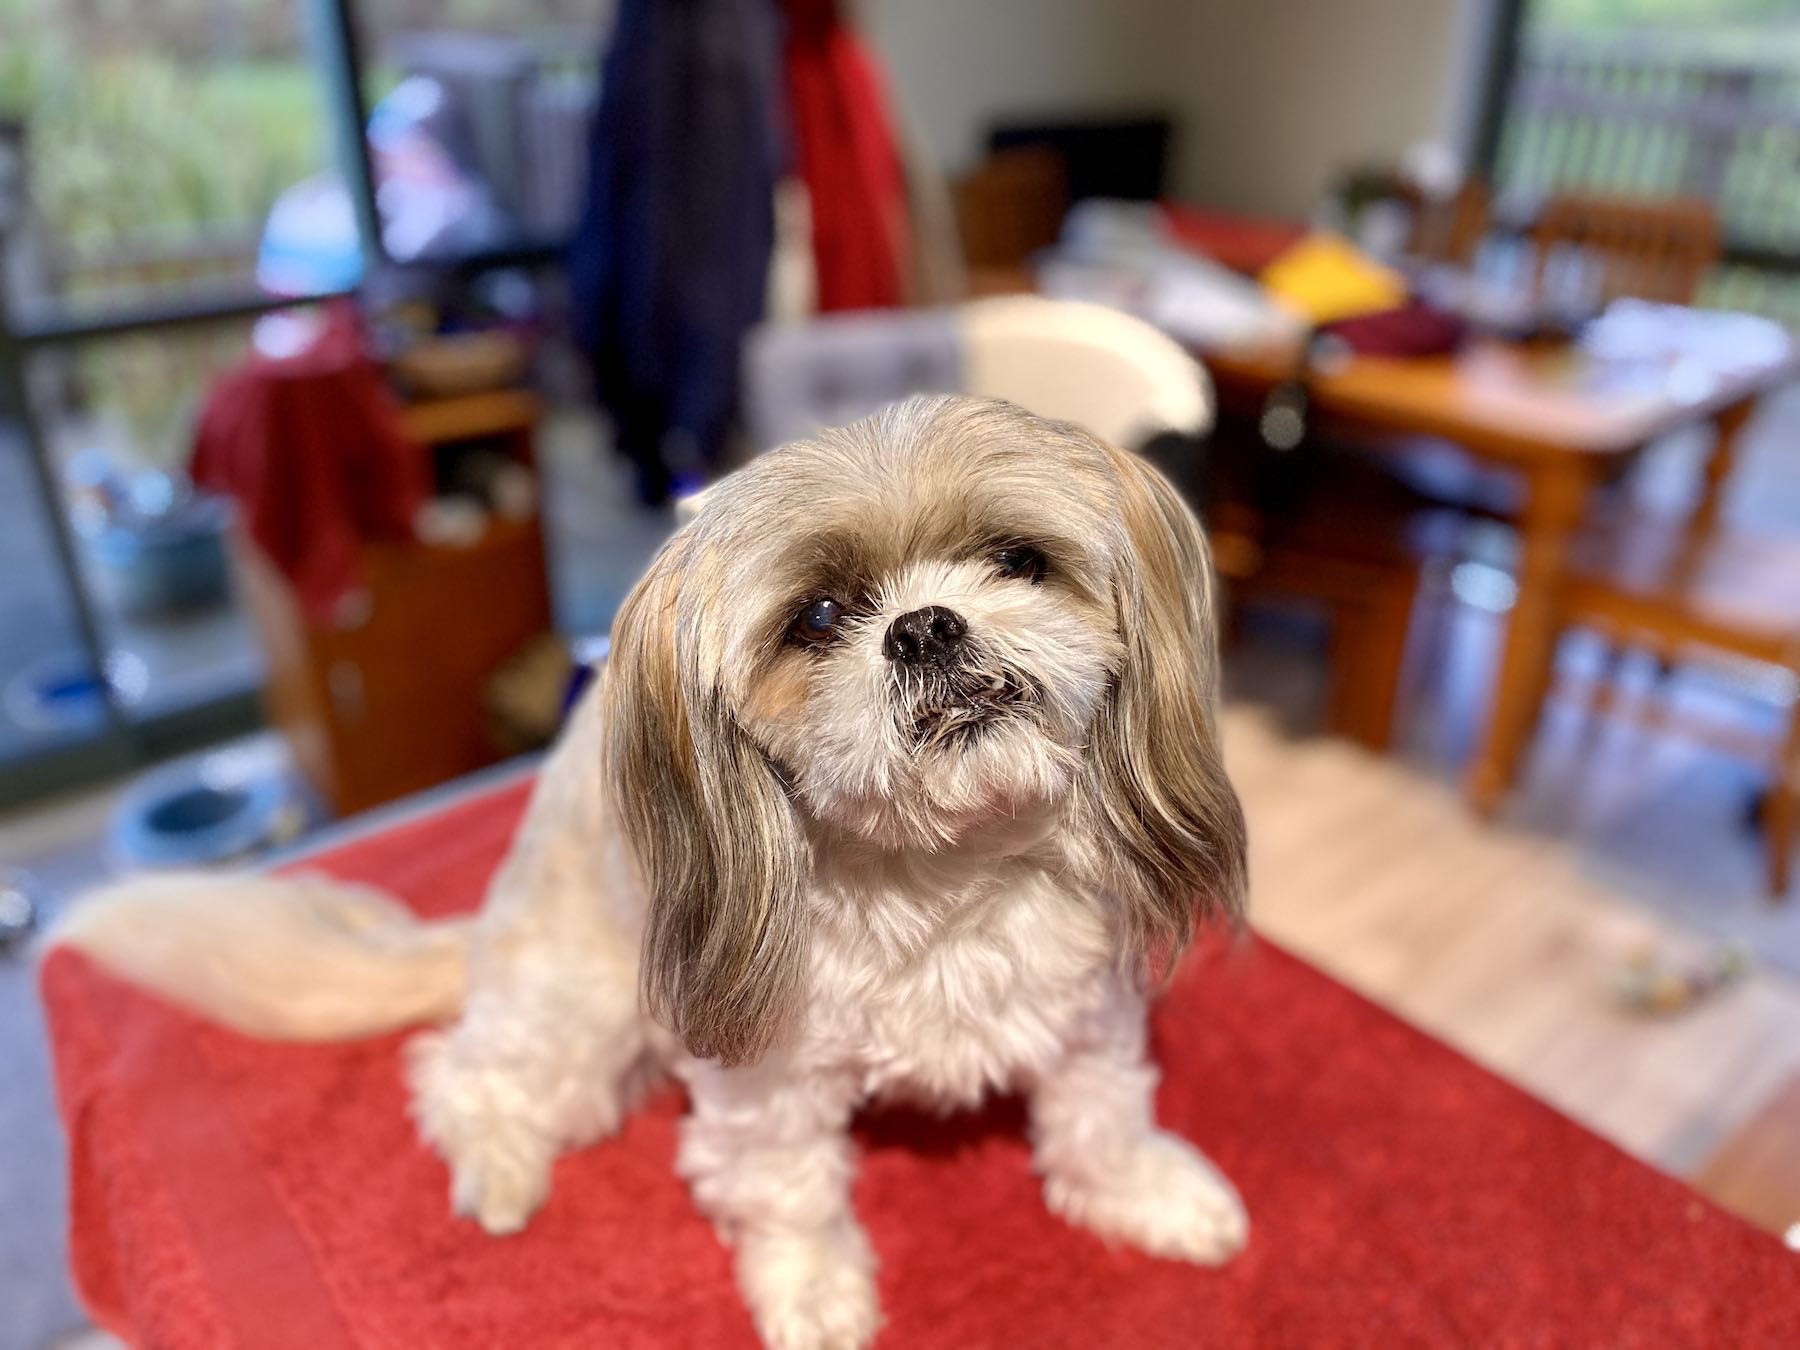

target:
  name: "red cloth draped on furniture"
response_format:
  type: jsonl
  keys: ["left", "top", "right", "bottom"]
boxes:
{"left": 190, "top": 304, "right": 426, "bottom": 624}
{"left": 42, "top": 780, "right": 1800, "bottom": 1348}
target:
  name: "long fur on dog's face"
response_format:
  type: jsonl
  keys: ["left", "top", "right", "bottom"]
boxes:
{"left": 602, "top": 395, "right": 1246, "bottom": 1065}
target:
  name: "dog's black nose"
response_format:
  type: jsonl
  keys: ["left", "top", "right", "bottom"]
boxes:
{"left": 884, "top": 605, "right": 967, "bottom": 667}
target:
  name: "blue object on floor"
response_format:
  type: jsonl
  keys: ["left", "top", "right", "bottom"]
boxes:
{"left": 0, "top": 868, "right": 43, "bottom": 957}
{"left": 111, "top": 743, "right": 311, "bottom": 870}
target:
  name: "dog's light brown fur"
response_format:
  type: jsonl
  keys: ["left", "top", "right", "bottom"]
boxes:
{"left": 602, "top": 396, "right": 1245, "bottom": 1066}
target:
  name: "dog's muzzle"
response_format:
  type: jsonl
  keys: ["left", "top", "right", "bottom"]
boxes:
{"left": 904, "top": 661, "right": 1042, "bottom": 750}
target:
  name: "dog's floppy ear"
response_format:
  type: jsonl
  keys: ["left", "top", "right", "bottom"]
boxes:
{"left": 1082, "top": 443, "right": 1247, "bottom": 967}
{"left": 601, "top": 536, "right": 809, "bottom": 1066}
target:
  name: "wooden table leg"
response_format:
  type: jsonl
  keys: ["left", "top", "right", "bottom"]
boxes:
{"left": 1765, "top": 703, "right": 1800, "bottom": 900}
{"left": 1466, "top": 460, "right": 1593, "bottom": 816}
{"left": 1694, "top": 396, "right": 1757, "bottom": 531}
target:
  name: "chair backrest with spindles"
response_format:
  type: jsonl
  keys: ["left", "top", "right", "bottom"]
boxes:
{"left": 1403, "top": 178, "right": 1491, "bottom": 268}
{"left": 1531, "top": 194, "right": 1720, "bottom": 308}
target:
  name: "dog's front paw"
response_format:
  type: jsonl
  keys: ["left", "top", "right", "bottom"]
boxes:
{"left": 444, "top": 1134, "right": 553, "bottom": 1235}
{"left": 1045, "top": 1131, "right": 1248, "bottom": 1266}
{"left": 408, "top": 1030, "right": 554, "bottom": 1235}
{"left": 736, "top": 1224, "right": 880, "bottom": 1350}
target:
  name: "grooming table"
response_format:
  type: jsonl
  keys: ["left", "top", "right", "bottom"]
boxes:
{"left": 42, "top": 777, "right": 1800, "bottom": 1348}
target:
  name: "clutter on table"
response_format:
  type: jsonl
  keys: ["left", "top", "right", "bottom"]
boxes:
{"left": 1035, "top": 199, "right": 1303, "bottom": 351}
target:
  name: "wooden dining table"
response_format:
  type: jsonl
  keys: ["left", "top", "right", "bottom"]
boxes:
{"left": 1198, "top": 326, "right": 1800, "bottom": 814}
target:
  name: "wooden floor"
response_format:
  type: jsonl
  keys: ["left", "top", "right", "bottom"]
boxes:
{"left": 1695, "top": 1074, "right": 1800, "bottom": 1237}
{"left": 1222, "top": 704, "right": 1800, "bottom": 1197}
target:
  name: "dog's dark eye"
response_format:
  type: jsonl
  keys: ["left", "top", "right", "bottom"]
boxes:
{"left": 994, "top": 545, "right": 1047, "bottom": 584}
{"left": 790, "top": 597, "right": 844, "bottom": 645}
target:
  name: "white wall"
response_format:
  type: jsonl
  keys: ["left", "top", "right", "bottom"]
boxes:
{"left": 865, "top": 0, "right": 1490, "bottom": 218}
{"left": 860, "top": 0, "right": 1175, "bottom": 173}
{"left": 1162, "top": 0, "right": 1486, "bottom": 217}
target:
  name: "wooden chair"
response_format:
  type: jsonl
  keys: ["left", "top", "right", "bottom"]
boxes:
{"left": 1379, "top": 194, "right": 1722, "bottom": 525}
{"left": 1211, "top": 512, "right": 1434, "bottom": 752}
{"left": 1531, "top": 193, "right": 1720, "bottom": 308}
{"left": 1521, "top": 202, "right": 1781, "bottom": 892}
{"left": 953, "top": 147, "right": 1068, "bottom": 297}
{"left": 1551, "top": 497, "right": 1800, "bottom": 898}
{"left": 1331, "top": 167, "right": 1490, "bottom": 268}
{"left": 1402, "top": 176, "right": 1491, "bottom": 268}
{"left": 1201, "top": 422, "right": 1455, "bottom": 751}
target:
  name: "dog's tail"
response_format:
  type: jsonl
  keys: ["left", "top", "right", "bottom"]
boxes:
{"left": 48, "top": 872, "right": 472, "bottom": 1041}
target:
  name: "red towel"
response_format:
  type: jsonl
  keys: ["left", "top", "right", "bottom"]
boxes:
{"left": 41, "top": 779, "right": 1800, "bottom": 1348}
{"left": 1159, "top": 204, "right": 1310, "bottom": 277}
{"left": 190, "top": 304, "right": 427, "bottom": 623}
{"left": 783, "top": 0, "right": 910, "bottom": 312}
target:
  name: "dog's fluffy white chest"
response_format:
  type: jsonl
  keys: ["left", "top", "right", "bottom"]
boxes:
{"left": 802, "top": 860, "right": 1113, "bottom": 1107}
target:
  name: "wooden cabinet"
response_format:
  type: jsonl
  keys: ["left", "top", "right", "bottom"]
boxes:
{"left": 234, "top": 390, "right": 552, "bottom": 818}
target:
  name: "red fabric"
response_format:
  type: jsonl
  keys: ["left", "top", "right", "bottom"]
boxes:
{"left": 1323, "top": 301, "right": 1467, "bottom": 358}
{"left": 42, "top": 779, "right": 1800, "bottom": 1348}
{"left": 190, "top": 303, "right": 427, "bottom": 623}
{"left": 1159, "top": 204, "right": 1310, "bottom": 277}
{"left": 783, "top": 0, "right": 910, "bottom": 311}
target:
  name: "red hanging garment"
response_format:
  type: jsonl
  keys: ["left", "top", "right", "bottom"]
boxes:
{"left": 783, "top": 0, "right": 910, "bottom": 312}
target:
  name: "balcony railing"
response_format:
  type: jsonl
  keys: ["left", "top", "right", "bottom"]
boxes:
{"left": 1497, "top": 29, "right": 1800, "bottom": 322}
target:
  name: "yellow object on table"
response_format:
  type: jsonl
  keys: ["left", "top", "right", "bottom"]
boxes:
{"left": 1257, "top": 233, "right": 1408, "bottom": 326}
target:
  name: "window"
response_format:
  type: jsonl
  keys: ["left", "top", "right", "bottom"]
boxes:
{"left": 1492, "top": 0, "right": 1800, "bottom": 322}
{"left": 0, "top": 0, "right": 338, "bottom": 319}
{"left": 0, "top": 0, "right": 609, "bottom": 800}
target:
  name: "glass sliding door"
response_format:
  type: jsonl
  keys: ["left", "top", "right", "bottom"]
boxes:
{"left": 1492, "top": 0, "right": 1800, "bottom": 324}
{"left": 25, "top": 316, "right": 290, "bottom": 730}
{"left": 349, "top": 0, "right": 604, "bottom": 264}
{"left": 0, "top": 0, "right": 602, "bottom": 805}
{"left": 0, "top": 0, "right": 341, "bottom": 322}
{"left": 0, "top": 404, "right": 119, "bottom": 768}
{"left": 0, "top": 0, "right": 356, "bottom": 800}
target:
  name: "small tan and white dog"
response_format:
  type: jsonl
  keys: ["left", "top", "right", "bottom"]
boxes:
{"left": 55, "top": 395, "right": 1249, "bottom": 1350}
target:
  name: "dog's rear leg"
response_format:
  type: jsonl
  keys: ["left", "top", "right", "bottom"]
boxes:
{"left": 407, "top": 682, "right": 669, "bottom": 1234}
{"left": 409, "top": 934, "right": 662, "bottom": 1235}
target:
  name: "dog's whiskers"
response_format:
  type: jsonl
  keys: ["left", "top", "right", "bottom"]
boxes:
{"left": 897, "top": 658, "right": 1043, "bottom": 755}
